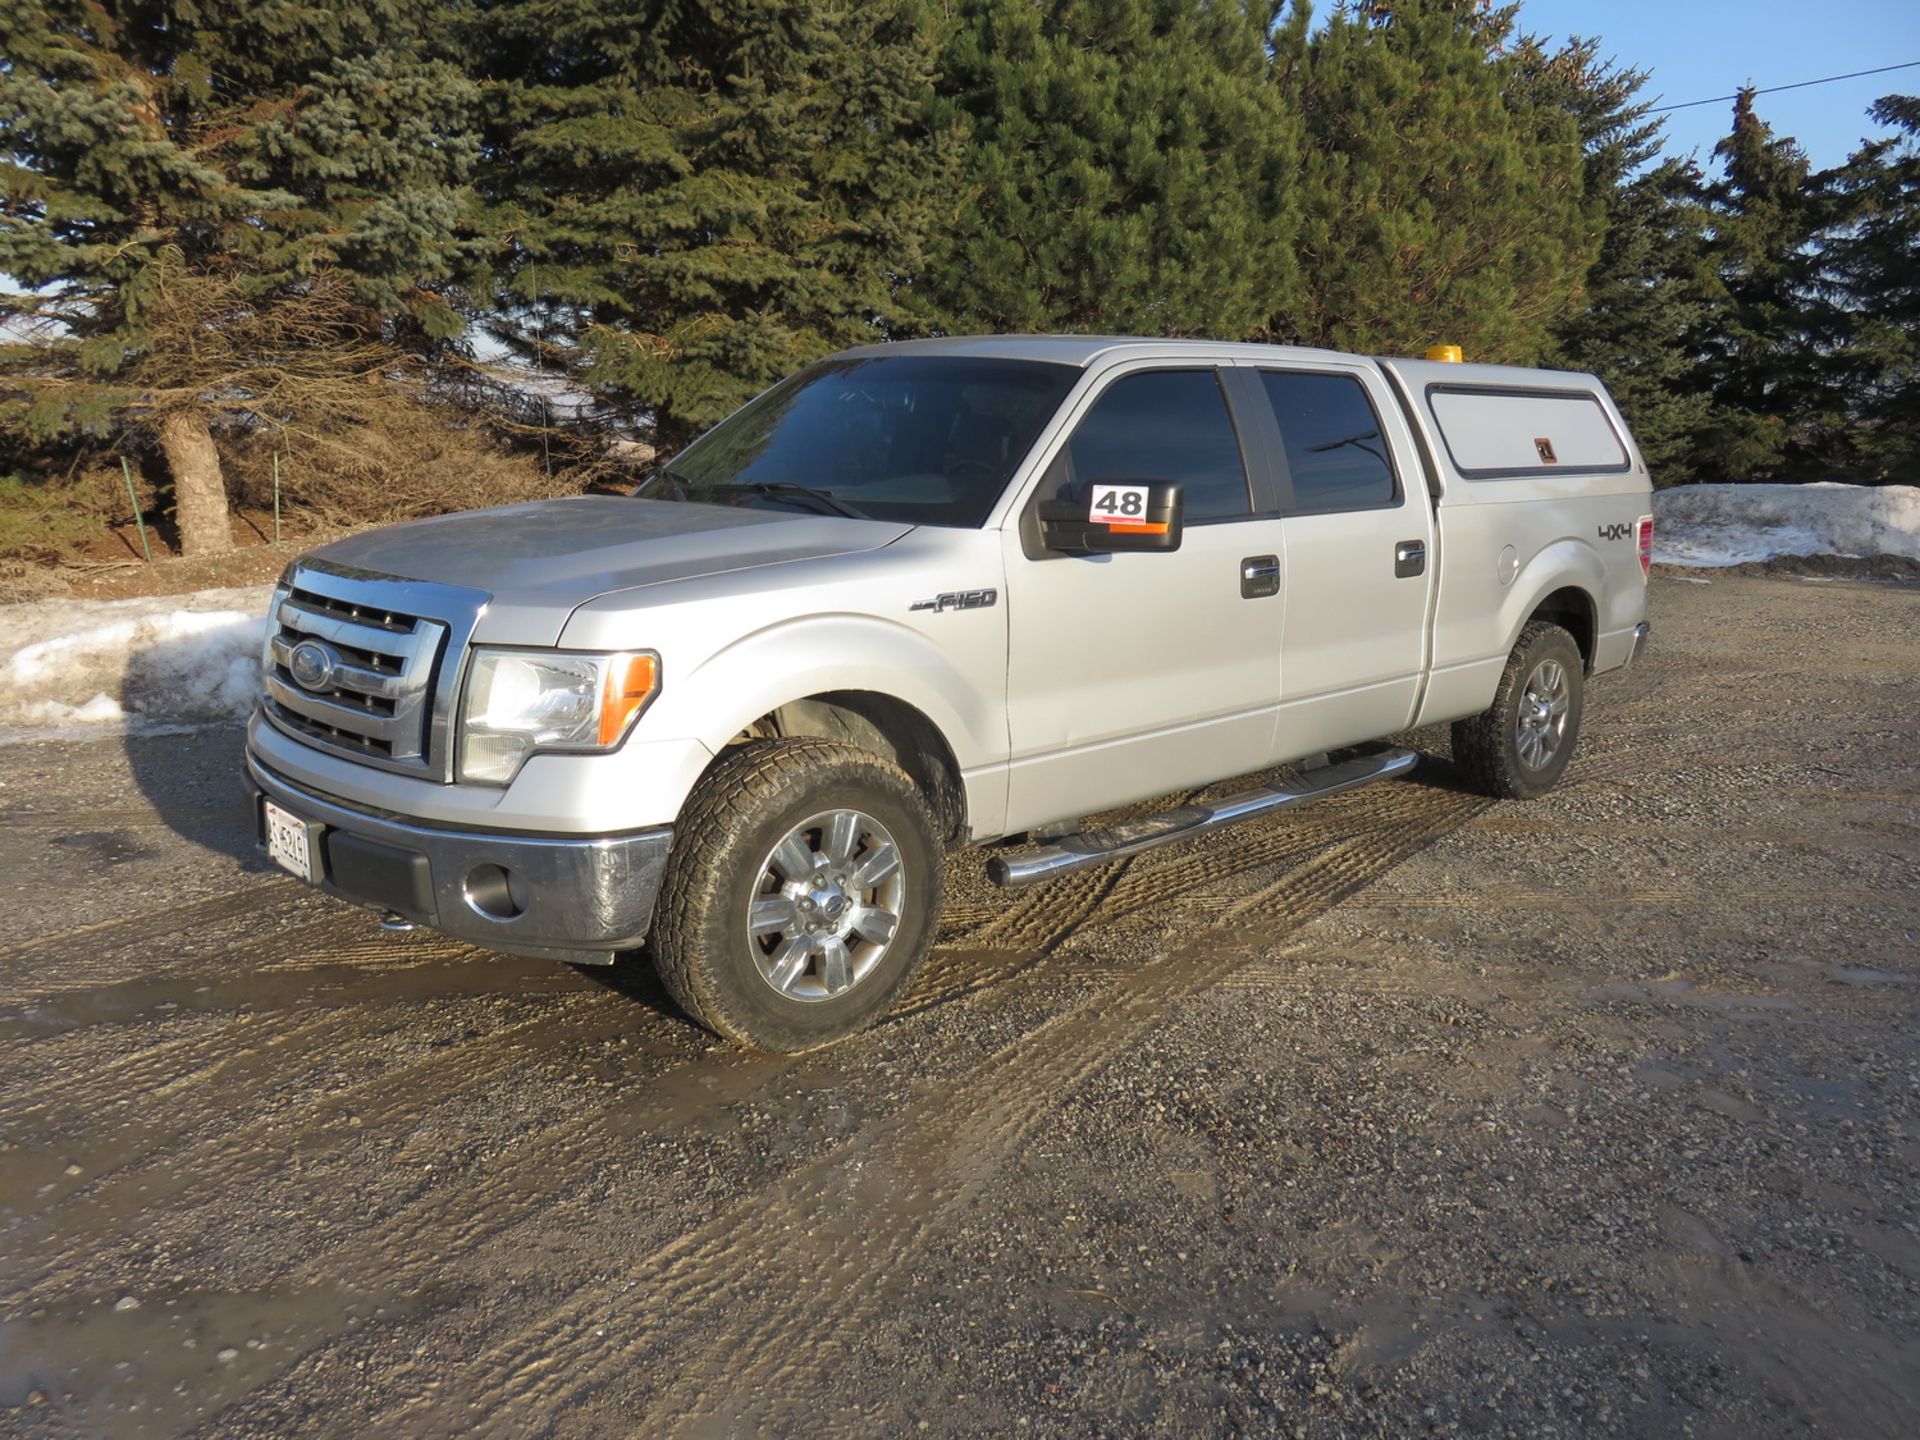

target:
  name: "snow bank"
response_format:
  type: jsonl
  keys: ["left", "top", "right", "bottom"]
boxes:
{"left": 0, "top": 586, "right": 273, "bottom": 741}
{"left": 1654, "top": 482, "right": 1920, "bottom": 567}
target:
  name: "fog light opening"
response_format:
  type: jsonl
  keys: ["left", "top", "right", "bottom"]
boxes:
{"left": 464, "top": 863, "right": 525, "bottom": 921}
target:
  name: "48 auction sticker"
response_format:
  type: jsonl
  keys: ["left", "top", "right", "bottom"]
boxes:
{"left": 1088, "top": 484, "right": 1150, "bottom": 525}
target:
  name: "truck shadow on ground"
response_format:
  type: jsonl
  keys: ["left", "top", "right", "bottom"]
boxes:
{"left": 114, "top": 618, "right": 277, "bottom": 866}
{"left": 121, "top": 722, "right": 266, "bottom": 869}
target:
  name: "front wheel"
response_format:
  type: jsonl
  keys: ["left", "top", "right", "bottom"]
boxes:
{"left": 650, "top": 738, "right": 944, "bottom": 1052}
{"left": 1451, "top": 621, "right": 1585, "bottom": 800}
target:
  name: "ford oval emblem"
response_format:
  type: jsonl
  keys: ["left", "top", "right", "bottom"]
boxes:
{"left": 288, "top": 639, "right": 337, "bottom": 692}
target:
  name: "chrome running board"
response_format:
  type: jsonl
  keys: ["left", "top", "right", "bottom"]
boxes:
{"left": 985, "top": 748, "right": 1420, "bottom": 888}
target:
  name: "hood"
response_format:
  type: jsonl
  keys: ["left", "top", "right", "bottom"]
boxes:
{"left": 301, "top": 495, "right": 912, "bottom": 644}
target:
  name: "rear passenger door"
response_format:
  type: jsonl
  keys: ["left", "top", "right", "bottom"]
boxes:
{"left": 1240, "top": 362, "right": 1435, "bottom": 759}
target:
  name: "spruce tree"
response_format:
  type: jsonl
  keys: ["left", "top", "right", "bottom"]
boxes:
{"left": 921, "top": 0, "right": 1300, "bottom": 340}
{"left": 466, "top": 0, "right": 946, "bottom": 448}
{"left": 1691, "top": 90, "right": 1828, "bottom": 479}
{"left": 0, "top": 1, "right": 476, "bottom": 554}
{"left": 1819, "top": 96, "right": 1919, "bottom": 481}
{"left": 1518, "top": 37, "right": 1717, "bottom": 482}
{"left": 1272, "top": 0, "right": 1596, "bottom": 364}
{"left": 1558, "top": 160, "right": 1720, "bottom": 482}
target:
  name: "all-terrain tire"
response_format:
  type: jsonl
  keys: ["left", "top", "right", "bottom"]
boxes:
{"left": 1451, "top": 621, "right": 1585, "bottom": 800}
{"left": 650, "top": 738, "right": 944, "bottom": 1052}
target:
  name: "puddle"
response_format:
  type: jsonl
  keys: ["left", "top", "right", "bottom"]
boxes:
{"left": 1825, "top": 965, "right": 1914, "bottom": 987}
{"left": 49, "top": 831, "right": 152, "bottom": 867}
{"left": 0, "top": 947, "right": 566, "bottom": 1040}
{"left": 0, "top": 1281, "right": 437, "bottom": 1433}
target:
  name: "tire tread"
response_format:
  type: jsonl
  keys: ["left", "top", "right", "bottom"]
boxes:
{"left": 1451, "top": 621, "right": 1582, "bottom": 800}
{"left": 651, "top": 737, "right": 941, "bottom": 1051}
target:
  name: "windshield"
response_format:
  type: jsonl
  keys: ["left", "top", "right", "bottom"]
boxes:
{"left": 650, "top": 355, "right": 1080, "bottom": 527}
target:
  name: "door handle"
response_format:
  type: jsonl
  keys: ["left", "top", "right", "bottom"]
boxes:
{"left": 1394, "top": 540, "right": 1427, "bottom": 578}
{"left": 1241, "top": 555, "right": 1281, "bottom": 599}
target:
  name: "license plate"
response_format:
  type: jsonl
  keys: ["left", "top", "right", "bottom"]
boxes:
{"left": 264, "top": 800, "right": 315, "bottom": 882}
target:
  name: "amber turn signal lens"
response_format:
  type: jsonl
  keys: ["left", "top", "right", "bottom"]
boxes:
{"left": 598, "top": 653, "right": 660, "bottom": 745}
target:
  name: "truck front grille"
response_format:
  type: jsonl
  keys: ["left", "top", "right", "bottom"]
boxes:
{"left": 260, "top": 564, "right": 485, "bottom": 780}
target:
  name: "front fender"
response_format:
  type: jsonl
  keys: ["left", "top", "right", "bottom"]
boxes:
{"left": 658, "top": 612, "right": 1003, "bottom": 766}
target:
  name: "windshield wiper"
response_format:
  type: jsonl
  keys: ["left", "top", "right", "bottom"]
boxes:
{"left": 634, "top": 468, "right": 694, "bottom": 500}
{"left": 723, "top": 482, "right": 869, "bottom": 519}
{"left": 635, "top": 472, "right": 869, "bottom": 519}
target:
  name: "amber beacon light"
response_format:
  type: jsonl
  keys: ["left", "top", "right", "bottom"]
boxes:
{"left": 1425, "top": 344, "right": 1464, "bottom": 363}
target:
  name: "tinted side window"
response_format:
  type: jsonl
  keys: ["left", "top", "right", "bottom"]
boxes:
{"left": 1258, "top": 371, "right": 1398, "bottom": 513}
{"left": 1047, "top": 370, "right": 1251, "bottom": 522}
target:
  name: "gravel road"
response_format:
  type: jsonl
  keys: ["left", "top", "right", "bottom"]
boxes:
{"left": 2, "top": 571, "right": 1916, "bottom": 1438}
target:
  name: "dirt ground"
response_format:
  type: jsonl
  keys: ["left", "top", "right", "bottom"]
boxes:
{"left": 1, "top": 519, "right": 346, "bottom": 605}
{"left": 1, "top": 571, "right": 1916, "bottom": 1438}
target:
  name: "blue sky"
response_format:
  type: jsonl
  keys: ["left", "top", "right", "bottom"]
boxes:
{"left": 1514, "top": 0, "right": 1920, "bottom": 171}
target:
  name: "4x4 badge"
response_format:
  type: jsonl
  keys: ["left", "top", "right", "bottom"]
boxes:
{"left": 910, "top": 588, "right": 997, "bottom": 614}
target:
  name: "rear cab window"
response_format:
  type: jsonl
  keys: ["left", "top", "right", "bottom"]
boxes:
{"left": 1254, "top": 370, "right": 1401, "bottom": 514}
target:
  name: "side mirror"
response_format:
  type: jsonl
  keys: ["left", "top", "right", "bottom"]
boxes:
{"left": 1037, "top": 482, "right": 1184, "bottom": 554}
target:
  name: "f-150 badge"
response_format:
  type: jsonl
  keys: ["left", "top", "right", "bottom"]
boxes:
{"left": 910, "top": 589, "right": 998, "bottom": 613}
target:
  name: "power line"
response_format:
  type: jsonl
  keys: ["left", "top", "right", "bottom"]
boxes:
{"left": 1647, "top": 59, "right": 1920, "bottom": 115}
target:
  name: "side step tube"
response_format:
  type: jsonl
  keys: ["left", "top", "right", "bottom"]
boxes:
{"left": 986, "top": 748, "right": 1420, "bottom": 888}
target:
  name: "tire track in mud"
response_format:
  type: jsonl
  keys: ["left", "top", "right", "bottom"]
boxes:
{"left": 22, "top": 774, "right": 1469, "bottom": 1428}
{"left": 1329, "top": 884, "right": 1908, "bottom": 913}
{"left": 0, "top": 990, "right": 650, "bottom": 1306}
{"left": 886, "top": 944, "right": 1051, "bottom": 1020}
{"left": 1456, "top": 811, "right": 1919, "bottom": 845}
{"left": 941, "top": 774, "right": 1460, "bottom": 949}
{"left": 0, "top": 951, "right": 605, "bottom": 1225}
{"left": 0, "top": 882, "right": 426, "bottom": 1003}
{"left": 0, "top": 914, "right": 560, "bottom": 1118}
{"left": 343, "top": 788, "right": 1486, "bottom": 1438}
{"left": 1081, "top": 779, "right": 1475, "bottom": 925}
{"left": 937, "top": 788, "right": 1219, "bottom": 944}
{"left": 0, "top": 885, "right": 276, "bottom": 964}
{"left": 971, "top": 854, "right": 1137, "bottom": 950}
{"left": 307, "top": 1047, "right": 793, "bottom": 1279}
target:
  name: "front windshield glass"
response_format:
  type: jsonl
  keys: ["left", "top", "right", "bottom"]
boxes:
{"left": 652, "top": 355, "right": 1079, "bottom": 527}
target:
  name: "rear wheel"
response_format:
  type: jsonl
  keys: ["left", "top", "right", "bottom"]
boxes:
{"left": 1452, "top": 621, "right": 1584, "bottom": 800}
{"left": 650, "top": 738, "right": 943, "bottom": 1052}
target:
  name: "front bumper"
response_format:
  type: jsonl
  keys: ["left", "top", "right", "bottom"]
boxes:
{"left": 247, "top": 752, "right": 673, "bottom": 964}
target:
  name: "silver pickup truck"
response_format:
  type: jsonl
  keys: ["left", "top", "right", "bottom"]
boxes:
{"left": 247, "top": 336, "right": 1652, "bottom": 1050}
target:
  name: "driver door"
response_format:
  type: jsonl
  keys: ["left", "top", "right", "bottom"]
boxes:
{"left": 1000, "top": 366, "right": 1289, "bottom": 834}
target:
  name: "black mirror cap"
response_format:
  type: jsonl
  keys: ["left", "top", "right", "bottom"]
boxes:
{"left": 1037, "top": 483, "right": 1184, "bottom": 554}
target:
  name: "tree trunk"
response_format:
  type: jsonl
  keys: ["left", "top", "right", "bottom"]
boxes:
{"left": 158, "top": 410, "right": 232, "bottom": 557}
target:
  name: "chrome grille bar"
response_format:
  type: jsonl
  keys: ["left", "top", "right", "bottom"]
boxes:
{"left": 259, "top": 562, "right": 488, "bottom": 781}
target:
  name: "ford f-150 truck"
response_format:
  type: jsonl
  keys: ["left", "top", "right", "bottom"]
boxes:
{"left": 247, "top": 336, "right": 1653, "bottom": 1051}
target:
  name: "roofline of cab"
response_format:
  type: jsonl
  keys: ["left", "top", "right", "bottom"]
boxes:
{"left": 830, "top": 334, "right": 1366, "bottom": 370}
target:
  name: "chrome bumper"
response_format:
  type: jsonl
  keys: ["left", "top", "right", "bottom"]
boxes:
{"left": 1628, "top": 620, "right": 1652, "bottom": 667}
{"left": 246, "top": 752, "right": 672, "bottom": 964}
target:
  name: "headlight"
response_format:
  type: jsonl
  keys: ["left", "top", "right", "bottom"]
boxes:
{"left": 458, "top": 649, "right": 659, "bottom": 785}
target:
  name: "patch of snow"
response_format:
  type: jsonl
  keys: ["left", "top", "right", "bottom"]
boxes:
{"left": 0, "top": 585, "right": 272, "bottom": 742}
{"left": 1653, "top": 483, "right": 1920, "bottom": 567}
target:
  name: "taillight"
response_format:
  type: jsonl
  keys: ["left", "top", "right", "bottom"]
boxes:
{"left": 1636, "top": 514, "right": 1653, "bottom": 580}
